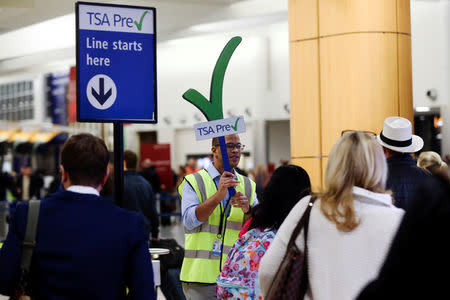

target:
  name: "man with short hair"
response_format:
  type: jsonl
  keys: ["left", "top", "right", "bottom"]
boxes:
{"left": 377, "top": 117, "right": 429, "bottom": 209}
{"left": 123, "top": 150, "right": 160, "bottom": 241}
{"left": 185, "top": 157, "right": 199, "bottom": 175}
{"left": 179, "top": 134, "right": 258, "bottom": 300}
{"left": 0, "top": 133, "right": 156, "bottom": 299}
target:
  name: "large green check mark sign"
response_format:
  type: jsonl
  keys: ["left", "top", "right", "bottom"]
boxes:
{"left": 182, "top": 37, "right": 242, "bottom": 121}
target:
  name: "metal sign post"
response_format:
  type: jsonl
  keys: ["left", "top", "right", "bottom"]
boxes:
{"left": 113, "top": 123, "right": 124, "bottom": 207}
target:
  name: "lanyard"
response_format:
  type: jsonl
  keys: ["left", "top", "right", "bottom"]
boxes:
{"left": 214, "top": 174, "right": 233, "bottom": 239}
{"left": 217, "top": 196, "right": 231, "bottom": 239}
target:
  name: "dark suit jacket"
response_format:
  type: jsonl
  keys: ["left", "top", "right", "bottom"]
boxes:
{"left": 0, "top": 189, "right": 156, "bottom": 300}
{"left": 357, "top": 174, "right": 450, "bottom": 300}
{"left": 386, "top": 154, "right": 429, "bottom": 209}
{"left": 139, "top": 167, "right": 161, "bottom": 194}
{"left": 124, "top": 171, "right": 160, "bottom": 239}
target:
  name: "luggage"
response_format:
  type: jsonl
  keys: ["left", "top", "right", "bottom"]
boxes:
{"left": 150, "top": 238, "right": 184, "bottom": 272}
{"left": 150, "top": 238, "right": 186, "bottom": 300}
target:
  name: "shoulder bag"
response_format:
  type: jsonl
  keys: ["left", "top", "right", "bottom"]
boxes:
{"left": 265, "top": 196, "right": 316, "bottom": 300}
{"left": 10, "top": 199, "right": 41, "bottom": 300}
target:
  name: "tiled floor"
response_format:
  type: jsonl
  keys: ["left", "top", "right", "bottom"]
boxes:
{"left": 2, "top": 291, "right": 165, "bottom": 299}
{"left": 159, "top": 218, "right": 185, "bottom": 247}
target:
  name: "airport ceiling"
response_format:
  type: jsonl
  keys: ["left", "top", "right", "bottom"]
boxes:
{"left": 0, "top": 0, "right": 284, "bottom": 37}
{"left": 0, "top": 0, "right": 438, "bottom": 38}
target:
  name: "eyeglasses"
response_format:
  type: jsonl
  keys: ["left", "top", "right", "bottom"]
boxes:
{"left": 341, "top": 130, "right": 377, "bottom": 137}
{"left": 226, "top": 143, "right": 245, "bottom": 150}
{"left": 213, "top": 143, "right": 245, "bottom": 150}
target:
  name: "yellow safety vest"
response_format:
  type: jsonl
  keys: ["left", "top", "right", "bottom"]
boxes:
{"left": 178, "top": 169, "right": 256, "bottom": 283}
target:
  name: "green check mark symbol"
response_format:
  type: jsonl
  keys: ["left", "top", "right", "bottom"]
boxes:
{"left": 134, "top": 11, "right": 148, "bottom": 31}
{"left": 231, "top": 117, "right": 240, "bottom": 131}
{"left": 182, "top": 37, "right": 242, "bottom": 121}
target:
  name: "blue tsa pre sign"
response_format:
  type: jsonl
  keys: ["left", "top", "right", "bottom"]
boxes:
{"left": 76, "top": 2, "right": 157, "bottom": 123}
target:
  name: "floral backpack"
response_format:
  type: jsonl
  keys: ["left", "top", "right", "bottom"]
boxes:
{"left": 216, "top": 227, "right": 277, "bottom": 300}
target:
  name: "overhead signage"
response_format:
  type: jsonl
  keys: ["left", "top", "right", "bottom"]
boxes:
{"left": 76, "top": 2, "right": 157, "bottom": 123}
{"left": 47, "top": 71, "right": 69, "bottom": 126}
{"left": 67, "top": 66, "right": 77, "bottom": 123}
{"left": 47, "top": 71, "right": 69, "bottom": 143}
{"left": 194, "top": 116, "right": 246, "bottom": 140}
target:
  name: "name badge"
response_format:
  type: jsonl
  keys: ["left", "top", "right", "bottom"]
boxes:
{"left": 212, "top": 239, "right": 222, "bottom": 256}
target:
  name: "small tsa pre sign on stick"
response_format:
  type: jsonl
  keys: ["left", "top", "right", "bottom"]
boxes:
{"left": 182, "top": 36, "right": 245, "bottom": 197}
{"left": 194, "top": 116, "right": 246, "bottom": 140}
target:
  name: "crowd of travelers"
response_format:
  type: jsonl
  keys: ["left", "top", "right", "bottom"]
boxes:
{"left": 0, "top": 115, "right": 449, "bottom": 300}
{"left": 0, "top": 165, "right": 43, "bottom": 203}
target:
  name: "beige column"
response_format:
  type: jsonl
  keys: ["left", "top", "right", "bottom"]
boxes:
{"left": 289, "top": 0, "right": 413, "bottom": 190}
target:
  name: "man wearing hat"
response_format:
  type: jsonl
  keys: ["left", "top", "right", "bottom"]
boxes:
{"left": 377, "top": 116, "right": 429, "bottom": 209}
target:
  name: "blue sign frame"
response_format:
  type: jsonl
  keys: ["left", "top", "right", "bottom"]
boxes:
{"left": 76, "top": 1, "right": 157, "bottom": 123}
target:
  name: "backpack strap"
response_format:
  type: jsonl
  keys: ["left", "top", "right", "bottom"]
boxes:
{"left": 21, "top": 199, "right": 41, "bottom": 272}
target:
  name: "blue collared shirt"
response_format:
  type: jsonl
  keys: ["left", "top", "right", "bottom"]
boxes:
{"left": 181, "top": 163, "right": 258, "bottom": 230}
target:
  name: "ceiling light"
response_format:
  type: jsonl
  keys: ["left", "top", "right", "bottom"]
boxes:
{"left": 415, "top": 107, "right": 430, "bottom": 112}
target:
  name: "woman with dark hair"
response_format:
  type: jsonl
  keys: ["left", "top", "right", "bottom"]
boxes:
{"left": 216, "top": 165, "right": 311, "bottom": 299}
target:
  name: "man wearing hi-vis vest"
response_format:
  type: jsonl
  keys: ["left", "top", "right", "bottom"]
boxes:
{"left": 179, "top": 133, "right": 258, "bottom": 300}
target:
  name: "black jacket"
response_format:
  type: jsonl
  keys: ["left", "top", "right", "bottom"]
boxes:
{"left": 139, "top": 167, "right": 161, "bottom": 193}
{"left": 386, "top": 154, "right": 429, "bottom": 209}
{"left": 123, "top": 171, "right": 160, "bottom": 239}
{"left": 0, "top": 172, "right": 18, "bottom": 201}
{"left": 16, "top": 174, "right": 43, "bottom": 201}
{"left": 357, "top": 173, "right": 450, "bottom": 300}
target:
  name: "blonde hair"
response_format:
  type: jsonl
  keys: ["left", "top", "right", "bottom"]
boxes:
{"left": 417, "top": 151, "right": 448, "bottom": 175}
{"left": 320, "top": 131, "right": 388, "bottom": 232}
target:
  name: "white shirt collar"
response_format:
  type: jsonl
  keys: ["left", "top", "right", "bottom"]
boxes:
{"left": 352, "top": 186, "right": 393, "bottom": 207}
{"left": 67, "top": 185, "right": 100, "bottom": 196}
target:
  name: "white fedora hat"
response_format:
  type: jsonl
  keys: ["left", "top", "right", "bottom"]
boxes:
{"left": 376, "top": 116, "right": 424, "bottom": 153}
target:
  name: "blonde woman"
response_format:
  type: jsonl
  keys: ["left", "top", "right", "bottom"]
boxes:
{"left": 417, "top": 151, "right": 448, "bottom": 175}
{"left": 259, "top": 131, "right": 404, "bottom": 300}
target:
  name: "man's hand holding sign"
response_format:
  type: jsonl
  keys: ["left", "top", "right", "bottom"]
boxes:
{"left": 231, "top": 192, "right": 250, "bottom": 214}
{"left": 194, "top": 170, "right": 239, "bottom": 222}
